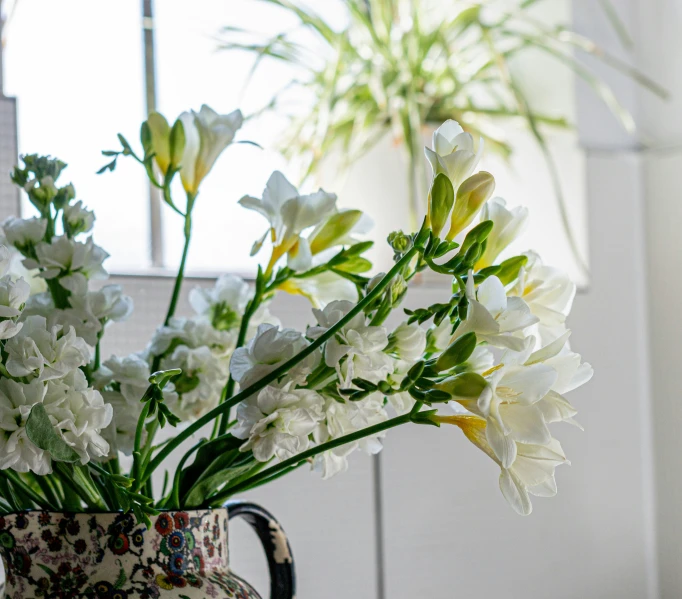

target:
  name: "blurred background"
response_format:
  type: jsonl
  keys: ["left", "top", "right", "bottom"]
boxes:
{"left": 0, "top": 0, "right": 681, "bottom": 598}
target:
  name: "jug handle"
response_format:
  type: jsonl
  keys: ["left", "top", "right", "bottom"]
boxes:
{"left": 226, "top": 501, "right": 296, "bottom": 599}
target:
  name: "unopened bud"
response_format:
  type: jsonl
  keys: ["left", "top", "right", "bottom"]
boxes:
{"left": 428, "top": 173, "right": 454, "bottom": 237}
{"left": 446, "top": 172, "right": 495, "bottom": 240}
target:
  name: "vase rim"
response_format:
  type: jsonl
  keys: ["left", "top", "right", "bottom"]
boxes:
{"left": 1, "top": 507, "right": 228, "bottom": 516}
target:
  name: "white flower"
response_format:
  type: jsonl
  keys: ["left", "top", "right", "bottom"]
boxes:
{"left": 461, "top": 360, "right": 558, "bottom": 468}
{"left": 448, "top": 414, "right": 567, "bottom": 515}
{"left": 160, "top": 345, "right": 227, "bottom": 421}
{"left": 387, "top": 322, "right": 426, "bottom": 363}
{"left": 453, "top": 274, "right": 538, "bottom": 351}
{"left": 234, "top": 384, "right": 325, "bottom": 462}
{"left": 0, "top": 274, "right": 30, "bottom": 340}
{"left": 5, "top": 315, "right": 90, "bottom": 381}
{"left": 239, "top": 171, "right": 337, "bottom": 270}
{"left": 308, "top": 300, "right": 393, "bottom": 387}
{"left": 230, "top": 323, "right": 319, "bottom": 390}
{"left": 70, "top": 285, "right": 134, "bottom": 324}
{"left": 425, "top": 120, "right": 483, "bottom": 189}
{"left": 2, "top": 216, "right": 47, "bottom": 249}
{"left": 313, "top": 393, "right": 388, "bottom": 479}
{"left": 0, "top": 378, "right": 50, "bottom": 474}
{"left": 180, "top": 105, "right": 243, "bottom": 195}
{"left": 278, "top": 271, "right": 358, "bottom": 309}
{"left": 44, "top": 370, "right": 113, "bottom": 463}
{"left": 476, "top": 198, "right": 529, "bottom": 268}
{"left": 24, "top": 236, "right": 109, "bottom": 294}
{"left": 189, "top": 274, "right": 250, "bottom": 329}
{"left": 63, "top": 200, "right": 95, "bottom": 235}
{"left": 96, "top": 354, "right": 176, "bottom": 455}
{"left": 509, "top": 251, "right": 576, "bottom": 343}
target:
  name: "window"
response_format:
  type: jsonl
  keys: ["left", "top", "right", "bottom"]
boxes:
{"left": 3, "top": 0, "right": 587, "bottom": 284}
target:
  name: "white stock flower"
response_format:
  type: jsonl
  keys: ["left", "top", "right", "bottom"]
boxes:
{"left": 509, "top": 251, "right": 576, "bottom": 343}
{"left": 387, "top": 322, "right": 426, "bottom": 363}
{"left": 70, "top": 285, "right": 134, "bottom": 324}
{"left": 63, "top": 200, "right": 95, "bottom": 235}
{"left": 425, "top": 120, "right": 483, "bottom": 188}
{"left": 180, "top": 105, "right": 244, "bottom": 195}
{"left": 96, "top": 354, "right": 176, "bottom": 455}
{"left": 2, "top": 216, "right": 47, "bottom": 250}
{"left": 5, "top": 315, "right": 90, "bottom": 381}
{"left": 44, "top": 370, "right": 113, "bottom": 463}
{"left": 308, "top": 300, "right": 393, "bottom": 387}
{"left": 239, "top": 171, "right": 337, "bottom": 270}
{"left": 313, "top": 393, "right": 388, "bottom": 479}
{"left": 0, "top": 274, "right": 30, "bottom": 340}
{"left": 0, "top": 378, "right": 50, "bottom": 474}
{"left": 453, "top": 274, "right": 538, "bottom": 351}
{"left": 189, "top": 274, "right": 250, "bottom": 330}
{"left": 24, "top": 236, "right": 109, "bottom": 294}
{"left": 476, "top": 198, "right": 529, "bottom": 268}
{"left": 160, "top": 345, "right": 227, "bottom": 421}
{"left": 230, "top": 323, "right": 319, "bottom": 390}
{"left": 234, "top": 384, "right": 325, "bottom": 462}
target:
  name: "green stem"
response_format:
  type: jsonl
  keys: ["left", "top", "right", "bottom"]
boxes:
{"left": 138, "top": 245, "right": 422, "bottom": 489}
{"left": 209, "top": 413, "right": 413, "bottom": 505}
{"left": 131, "top": 403, "right": 151, "bottom": 484}
{"left": 216, "top": 276, "right": 266, "bottom": 437}
{"left": 164, "top": 198, "right": 194, "bottom": 328}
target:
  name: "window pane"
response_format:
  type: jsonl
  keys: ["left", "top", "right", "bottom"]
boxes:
{"left": 3, "top": 0, "right": 150, "bottom": 272}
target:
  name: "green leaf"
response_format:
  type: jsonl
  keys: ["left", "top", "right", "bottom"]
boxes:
{"left": 185, "top": 461, "right": 257, "bottom": 508}
{"left": 149, "top": 368, "right": 182, "bottom": 389}
{"left": 26, "top": 404, "right": 80, "bottom": 463}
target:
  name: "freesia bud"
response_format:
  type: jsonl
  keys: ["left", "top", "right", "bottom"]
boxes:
{"left": 435, "top": 331, "right": 477, "bottom": 371}
{"left": 145, "top": 112, "right": 171, "bottom": 175}
{"left": 436, "top": 372, "right": 487, "bottom": 398}
{"left": 169, "top": 118, "right": 186, "bottom": 169}
{"left": 428, "top": 173, "right": 454, "bottom": 237}
{"left": 446, "top": 172, "right": 495, "bottom": 240}
{"left": 309, "top": 209, "right": 364, "bottom": 255}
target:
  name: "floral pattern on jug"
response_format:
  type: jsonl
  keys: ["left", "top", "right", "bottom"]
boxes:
{"left": 0, "top": 504, "right": 293, "bottom": 599}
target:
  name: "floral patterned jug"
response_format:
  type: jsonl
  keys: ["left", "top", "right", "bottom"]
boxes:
{"left": 0, "top": 502, "right": 295, "bottom": 599}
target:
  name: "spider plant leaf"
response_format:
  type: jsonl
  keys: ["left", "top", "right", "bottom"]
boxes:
{"left": 598, "top": 0, "right": 634, "bottom": 49}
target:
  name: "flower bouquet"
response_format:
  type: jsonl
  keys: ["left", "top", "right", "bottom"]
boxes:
{"left": 0, "top": 106, "right": 591, "bottom": 596}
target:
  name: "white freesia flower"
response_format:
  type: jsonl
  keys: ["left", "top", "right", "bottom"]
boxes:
{"left": 180, "top": 105, "right": 244, "bottom": 195}
{"left": 234, "top": 384, "right": 325, "bottom": 462}
{"left": 63, "top": 200, "right": 95, "bottom": 235}
{"left": 239, "top": 171, "right": 337, "bottom": 270}
{"left": 313, "top": 393, "right": 388, "bottom": 479}
{"left": 459, "top": 360, "right": 557, "bottom": 468}
{"left": 510, "top": 251, "right": 576, "bottom": 343}
{"left": 0, "top": 378, "right": 50, "bottom": 474}
{"left": 449, "top": 414, "right": 567, "bottom": 515}
{"left": 308, "top": 300, "right": 393, "bottom": 387}
{"left": 453, "top": 274, "right": 538, "bottom": 351}
{"left": 425, "top": 120, "right": 483, "bottom": 188}
{"left": 2, "top": 216, "right": 47, "bottom": 250}
{"left": 5, "top": 315, "right": 90, "bottom": 381}
{"left": 24, "top": 236, "right": 109, "bottom": 294}
{"left": 230, "top": 323, "right": 319, "bottom": 389}
{"left": 476, "top": 198, "right": 529, "bottom": 268}
{"left": 44, "top": 370, "right": 113, "bottom": 463}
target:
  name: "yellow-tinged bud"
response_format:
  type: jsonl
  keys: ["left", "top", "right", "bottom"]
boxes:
{"left": 169, "top": 118, "right": 186, "bottom": 169}
{"left": 309, "top": 209, "right": 363, "bottom": 255}
{"left": 446, "top": 171, "right": 495, "bottom": 241}
{"left": 146, "top": 112, "right": 171, "bottom": 174}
